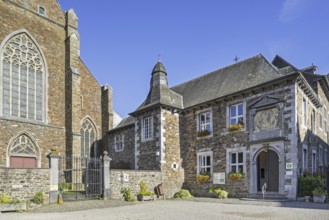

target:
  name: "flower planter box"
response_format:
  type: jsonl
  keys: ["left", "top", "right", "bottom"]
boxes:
{"left": 0, "top": 202, "right": 27, "bottom": 212}
{"left": 137, "top": 195, "right": 155, "bottom": 201}
{"left": 313, "top": 195, "right": 325, "bottom": 203}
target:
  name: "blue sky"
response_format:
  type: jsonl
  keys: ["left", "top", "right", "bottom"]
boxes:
{"left": 57, "top": 0, "right": 329, "bottom": 117}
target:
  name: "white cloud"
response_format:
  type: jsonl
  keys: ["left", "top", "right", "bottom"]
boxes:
{"left": 279, "top": 0, "right": 311, "bottom": 22}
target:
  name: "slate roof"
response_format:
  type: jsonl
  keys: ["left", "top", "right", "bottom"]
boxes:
{"left": 131, "top": 62, "right": 183, "bottom": 115}
{"left": 111, "top": 116, "right": 135, "bottom": 131}
{"left": 171, "top": 54, "right": 287, "bottom": 108}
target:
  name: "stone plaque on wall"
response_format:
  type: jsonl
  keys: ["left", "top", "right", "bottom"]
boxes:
{"left": 254, "top": 107, "right": 279, "bottom": 132}
{"left": 213, "top": 172, "right": 225, "bottom": 184}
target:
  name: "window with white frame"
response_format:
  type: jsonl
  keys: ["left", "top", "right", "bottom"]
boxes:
{"left": 226, "top": 148, "right": 246, "bottom": 174}
{"left": 114, "top": 134, "right": 124, "bottom": 152}
{"left": 197, "top": 151, "right": 212, "bottom": 175}
{"left": 2, "top": 32, "right": 45, "bottom": 122}
{"left": 302, "top": 145, "right": 308, "bottom": 172}
{"left": 198, "top": 111, "right": 212, "bottom": 132}
{"left": 302, "top": 98, "right": 307, "bottom": 127}
{"left": 229, "top": 103, "right": 244, "bottom": 126}
{"left": 230, "top": 152, "right": 244, "bottom": 173}
{"left": 142, "top": 116, "right": 153, "bottom": 141}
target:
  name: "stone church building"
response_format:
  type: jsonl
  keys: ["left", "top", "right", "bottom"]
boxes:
{"left": 0, "top": 0, "right": 113, "bottom": 169}
{"left": 107, "top": 55, "right": 329, "bottom": 199}
{"left": 1, "top": 0, "right": 328, "bottom": 201}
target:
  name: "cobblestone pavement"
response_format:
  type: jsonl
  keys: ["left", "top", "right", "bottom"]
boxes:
{"left": 27, "top": 197, "right": 329, "bottom": 213}
{"left": 1, "top": 198, "right": 328, "bottom": 220}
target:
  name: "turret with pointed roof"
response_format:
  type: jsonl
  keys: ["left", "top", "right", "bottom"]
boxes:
{"left": 130, "top": 61, "right": 183, "bottom": 115}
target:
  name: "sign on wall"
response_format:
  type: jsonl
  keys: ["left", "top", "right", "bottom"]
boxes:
{"left": 213, "top": 172, "right": 225, "bottom": 184}
{"left": 286, "top": 162, "right": 293, "bottom": 170}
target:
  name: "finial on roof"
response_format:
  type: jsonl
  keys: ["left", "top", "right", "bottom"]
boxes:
{"left": 233, "top": 55, "right": 240, "bottom": 63}
{"left": 158, "top": 54, "right": 161, "bottom": 62}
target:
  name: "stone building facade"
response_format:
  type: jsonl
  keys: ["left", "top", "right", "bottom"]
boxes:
{"left": 0, "top": 0, "right": 113, "bottom": 169}
{"left": 107, "top": 55, "right": 329, "bottom": 200}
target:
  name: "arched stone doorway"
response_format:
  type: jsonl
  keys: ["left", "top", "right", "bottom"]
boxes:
{"left": 257, "top": 149, "right": 279, "bottom": 192}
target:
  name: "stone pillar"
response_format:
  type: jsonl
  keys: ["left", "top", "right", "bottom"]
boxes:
{"left": 48, "top": 153, "right": 60, "bottom": 204}
{"left": 102, "top": 151, "right": 112, "bottom": 200}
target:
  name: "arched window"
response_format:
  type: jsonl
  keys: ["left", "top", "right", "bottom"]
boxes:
{"left": 1, "top": 32, "right": 46, "bottom": 121}
{"left": 8, "top": 134, "right": 39, "bottom": 168}
{"left": 80, "top": 119, "right": 97, "bottom": 159}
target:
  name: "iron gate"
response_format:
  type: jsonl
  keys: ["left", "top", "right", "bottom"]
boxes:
{"left": 59, "top": 156, "right": 103, "bottom": 200}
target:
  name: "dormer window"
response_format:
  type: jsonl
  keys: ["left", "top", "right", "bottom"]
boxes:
{"left": 38, "top": 6, "right": 46, "bottom": 16}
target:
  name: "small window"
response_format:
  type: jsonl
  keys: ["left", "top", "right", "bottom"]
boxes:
{"left": 38, "top": 6, "right": 46, "bottom": 16}
{"left": 114, "top": 134, "right": 124, "bottom": 152}
{"left": 302, "top": 98, "right": 307, "bottom": 127}
{"left": 319, "top": 111, "right": 323, "bottom": 130}
{"left": 302, "top": 145, "right": 308, "bottom": 172}
{"left": 198, "top": 111, "right": 212, "bottom": 132}
{"left": 142, "top": 116, "right": 153, "bottom": 141}
{"left": 197, "top": 151, "right": 213, "bottom": 175}
{"left": 312, "top": 151, "right": 316, "bottom": 173}
{"left": 311, "top": 109, "right": 315, "bottom": 133}
{"left": 229, "top": 103, "right": 244, "bottom": 125}
{"left": 324, "top": 107, "right": 327, "bottom": 133}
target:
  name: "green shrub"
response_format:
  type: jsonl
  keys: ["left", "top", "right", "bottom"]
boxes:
{"left": 59, "top": 182, "right": 71, "bottom": 191}
{"left": 174, "top": 189, "right": 193, "bottom": 199}
{"left": 299, "top": 175, "right": 326, "bottom": 196}
{"left": 31, "top": 191, "right": 44, "bottom": 204}
{"left": 121, "top": 188, "right": 135, "bottom": 202}
{"left": 0, "top": 193, "right": 11, "bottom": 204}
{"left": 209, "top": 187, "right": 228, "bottom": 199}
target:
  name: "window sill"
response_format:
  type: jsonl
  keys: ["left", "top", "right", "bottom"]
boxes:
{"left": 196, "top": 134, "right": 213, "bottom": 140}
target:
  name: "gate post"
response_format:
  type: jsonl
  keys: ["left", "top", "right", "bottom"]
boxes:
{"left": 102, "top": 151, "right": 112, "bottom": 200}
{"left": 48, "top": 152, "right": 60, "bottom": 204}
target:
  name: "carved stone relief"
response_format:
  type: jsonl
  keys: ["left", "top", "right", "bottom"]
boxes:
{"left": 254, "top": 108, "right": 280, "bottom": 132}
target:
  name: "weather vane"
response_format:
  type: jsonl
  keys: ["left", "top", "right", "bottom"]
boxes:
{"left": 233, "top": 55, "right": 240, "bottom": 63}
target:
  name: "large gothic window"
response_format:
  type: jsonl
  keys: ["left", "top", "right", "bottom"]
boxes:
{"left": 8, "top": 134, "right": 39, "bottom": 168}
{"left": 1, "top": 32, "right": 45, "bottom": 121}
{"left": 80, "top": 119, "right": 96, "bottom": 159}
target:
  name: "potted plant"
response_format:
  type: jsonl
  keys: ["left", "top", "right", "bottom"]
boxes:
{"left": 137, "top": 181, "right": 155, "bottom": 201}
{"left": 228, "top": 172, "right": 245, "bottom": 180}
{"left": 312, "top": 187, "right": 327, "bottom": 203}
{"left": 196, "top": 173, "right": 210, "bottom": 183}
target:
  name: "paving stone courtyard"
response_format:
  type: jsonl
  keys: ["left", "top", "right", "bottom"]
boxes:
{"left": 1, "top": 198, "right": 328, "bottom": 220}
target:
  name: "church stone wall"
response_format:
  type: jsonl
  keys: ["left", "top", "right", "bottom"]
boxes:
{"left": 107, "top": 126, "right": 135, "bottom": 169}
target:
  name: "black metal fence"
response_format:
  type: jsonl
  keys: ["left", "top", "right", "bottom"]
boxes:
{"left": 58, "top": 156, "right": 103, "bottom": 200}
